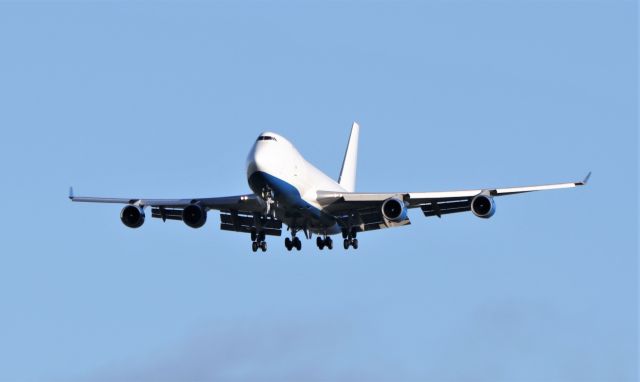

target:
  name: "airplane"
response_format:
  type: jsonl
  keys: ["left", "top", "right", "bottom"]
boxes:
{"left": 69, "top": 122, "right": 590, "bottom": 252}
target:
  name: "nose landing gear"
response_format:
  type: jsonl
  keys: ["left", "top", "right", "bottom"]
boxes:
{"left": 261, "top": 187, "right": 276, "bottom": 218}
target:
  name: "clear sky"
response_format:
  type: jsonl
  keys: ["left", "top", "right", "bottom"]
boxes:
{"left": 0, "top": 1, "right": 637, "bottom": 381}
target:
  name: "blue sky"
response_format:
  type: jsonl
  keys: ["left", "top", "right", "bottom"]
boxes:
{"left": 0, "top": 1, "right": 636, "bottom": 381}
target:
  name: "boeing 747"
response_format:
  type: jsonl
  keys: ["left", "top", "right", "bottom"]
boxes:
{"left": 70, "top": 123, "right": 589, "bottom": 252}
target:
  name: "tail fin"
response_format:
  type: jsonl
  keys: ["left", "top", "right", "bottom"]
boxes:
{"left": 338, "top": 122, "right": 360, "bottom": 192}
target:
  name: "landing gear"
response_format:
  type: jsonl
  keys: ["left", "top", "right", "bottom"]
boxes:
{"left": 252, "top": 240, "right": 267, "bottom": 252}
{"left": 341, "top": 229, "right": 357, "bottom": 239}
{"left": 342, "top": 229, "right": 359, "bottom": 250}
{"left": 251, "top": 230, "right": 267, "bottom": 253}
{"left": 343, "top": 238, "right": 358, "bottom": 249}
{"left": 261, "top": 187, "right": 276, "bottom": 217}
{"left": 251, "top": 230, "right": 265, "bottom": 242}
{"left": 316, "top": 236, "right": 333, "bottom": 250}
{"left": 285, "top": 236, "right": 302, "bottom": 251}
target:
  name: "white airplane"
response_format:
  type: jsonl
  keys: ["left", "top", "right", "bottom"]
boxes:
{"left": 70, "top": 122, "right": 590, "bottom": 252}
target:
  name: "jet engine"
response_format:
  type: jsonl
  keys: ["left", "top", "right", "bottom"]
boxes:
{"left": 471, "top": 194, "right": 496, "bottom": 219}
{"left": 381, "top": 197, "right": 408, "bottom": 222}
{"left": 182, "top": 204, "right": 207, "bottom": 228}
{"left": 120, "top": 205, "right": 145, "bottom": 228}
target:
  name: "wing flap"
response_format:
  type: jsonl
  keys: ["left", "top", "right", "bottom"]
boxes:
{"left": 331, "top": 206, "right": 411, "bottom": 233}
{"left": 420, "top": 199, "right": 471, "bottom": 218}
{"left": 220, "top": 224, "right": 282, "bottom": 237}
{"left": 151, "top": 207, "right": 183, "bottom": 221}
{"left": 219, "top": 211, "right": 283, "bottom": 236}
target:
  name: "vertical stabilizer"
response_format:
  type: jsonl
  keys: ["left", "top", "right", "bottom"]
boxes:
{"left": 338, "top": 122, "right": 360, "bottom": 192}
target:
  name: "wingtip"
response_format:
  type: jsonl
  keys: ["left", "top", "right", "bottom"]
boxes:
{"left": 69, "top": 186, "right": 74, "bottom": 200}
{"left": 577, "top": 171, "right": 591, "bottom": 186}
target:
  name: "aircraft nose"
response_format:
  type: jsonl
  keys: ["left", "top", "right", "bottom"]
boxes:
{"left": 247, "top": 142, "right": 269, "bottom": 175}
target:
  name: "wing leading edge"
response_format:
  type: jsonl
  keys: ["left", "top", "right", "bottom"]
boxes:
{"left": 68, "top": 187, "right": 264, "bottom": 211}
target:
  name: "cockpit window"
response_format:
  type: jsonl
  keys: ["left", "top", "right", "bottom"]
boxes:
{"left": 257, "top": 136, "right": 277, "bottom": 142}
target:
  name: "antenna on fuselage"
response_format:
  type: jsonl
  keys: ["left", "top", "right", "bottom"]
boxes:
{"left": 338, "top": 122, "right": 360, "bottom": 192}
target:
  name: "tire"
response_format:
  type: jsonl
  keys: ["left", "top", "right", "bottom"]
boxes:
{"left": 343, "top": 239, "right": 350, "bottom": 250}
{"left": 285, "top": 237, "right": 292, "bottom": 251}
{"left": 252, "top": 242, "right": 258, "bottom": 252}
{"left": 352, "top": 239, "right": 359, "bottom": 249}
{"left": 326, "top": 238, "right": 333, "bottom": 250}
{"left": 294, "top": 237, "right": 302, "bottom": 251}
{"left": 316, "top": 237, "right": 324, "bottom": 249}
{"left": 261, "top": 241, "right": 267, "bottom": 252}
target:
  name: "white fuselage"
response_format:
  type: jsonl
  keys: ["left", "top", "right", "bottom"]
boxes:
{"left": 245, "top": 132, "right": 346, "bottom": 234}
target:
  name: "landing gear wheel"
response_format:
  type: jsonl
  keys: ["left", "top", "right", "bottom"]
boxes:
{"left": 285, "top": 237, "right": 292, "bottom": 251}
{"left": 325, "top": 237, "right": 333, "bottom": 250}
{"left": 316, "top": 237, "right": 324, "bottom": 250}
{"left": 293, "top": 237, "right": 302, "bottom": 251}
{"left": 252, "top": 241, "right": 258, "bottom": 252}
{"left": 260, "top": 241, "right": 267, "bottom": 252}
{"left": 352, "top": 238, "right": 358, "bottom": 250}
{"left": 343, "top": 239, "right": 350, "bottom": 250}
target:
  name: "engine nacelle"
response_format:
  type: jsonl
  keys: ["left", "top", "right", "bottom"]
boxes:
{"left": 471, "top": 194, "right": 496, "bottom": 219}
{"left": 120, "top": 205, "right": 145, "bottom": 228}
{"left": 381, "top": 197, "right": 408, "bottom": 222}
{"left": 182, "top": 204, "right": 207, "bottom": 228}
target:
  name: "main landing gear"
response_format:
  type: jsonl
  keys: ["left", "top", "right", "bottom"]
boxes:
{"left": 342, "top": 230, "right": 359, "bottom": 250}
{"left": 316, "top": 236, "right": 333, "bottom": 250}
{"left": 251, "top": 230, "right": 267, "bottom": 253}
{"left": 285, "top": 236, "right": 302, "bottom": 251}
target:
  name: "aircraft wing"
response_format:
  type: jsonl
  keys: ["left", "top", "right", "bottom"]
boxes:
{"left": 68, "top": 188, "right": 283, "bottom": 236}
{"left": 69, "top": 188, "right": 265, "bottom": 211}
{"left": 317, "top": 173, "right": 590, "bottom": 228}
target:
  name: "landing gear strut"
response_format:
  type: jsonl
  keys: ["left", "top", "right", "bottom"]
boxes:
{"left": 316, "top": 236, "right": 333, "bottom": 250}
{"left": 342, "top": 229, "right": 358, "bottom": 250}
{"left": 261, "top": 187, "right": 276, "bottom": 217}
{"left": 251, "top": 230, "right": 267, "bottom": 253}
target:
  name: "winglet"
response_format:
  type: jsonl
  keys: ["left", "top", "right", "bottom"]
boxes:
{"left": 577, "top": 171, "right": 591, "bottom": 186}
{"left": 69, "top": 186, "right": 74, "bottom": 200}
